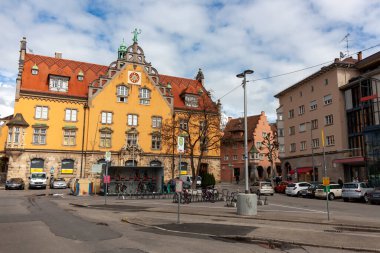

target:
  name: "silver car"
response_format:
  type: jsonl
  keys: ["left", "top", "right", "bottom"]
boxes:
{"left": 52, "top": 178, "right": 67, "bottom": 189}
{"left": 342, "top": 182, "right": 374, "bottom": 203}
{"left": 250, "top": 181, "right": 274, "bottom": 195}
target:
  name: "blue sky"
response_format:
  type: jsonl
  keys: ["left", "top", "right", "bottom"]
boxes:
{"left": 1, "top": 0, "right": 380, "bottom": 121}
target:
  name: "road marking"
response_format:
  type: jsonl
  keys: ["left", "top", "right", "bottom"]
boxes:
{"left": 269, "top": 203, "right": 326, "bottom": 213}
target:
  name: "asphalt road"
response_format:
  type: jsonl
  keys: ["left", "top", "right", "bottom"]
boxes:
{"left": 0, "top": 188, "right": 378, "bottom": 253}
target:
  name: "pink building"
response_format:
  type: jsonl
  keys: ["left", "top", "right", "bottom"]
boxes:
{"left": 220, "top": 111, "right": 280, "bottom": 183}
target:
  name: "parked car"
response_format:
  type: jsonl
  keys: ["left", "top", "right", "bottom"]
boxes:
{"left": 5, "top": 178, "right": 25, "bottom": 190}
{"left": 274, "top": 181, "right": 289, "bottom": 193}
{"left": 300, "top": 182, "right": 321, "bottom": 198}
{"left": 367, "top": 187, "right": 380, "bottom": 205}
{"left": 285, "top": 182, "right": 311, "bottom": 197}
{"left": 250, "top": 181, "right": 274, "bottom": 195}
{"left": 51, "top": 178, "right": 67, "bottom": 189}
{"left": 314, "top": 184, "right": 342, "bottom": 200}
{"left": 342, "top": 182, "right": 374, "bottom": 203}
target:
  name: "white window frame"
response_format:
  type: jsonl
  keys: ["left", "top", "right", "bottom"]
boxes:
{"left": 49, "top": 75, "right": 69, "bottom": 92}
{"left": 326, "top": 135, "right": 335, "bottom": 146}
{"left": 310, "top": 100, "right": 317, "bottom": 110}
{"left": 35, "top": 106, "right": 48, "bottom": 119}
{"left": 299, "top": 123, "right": 306, "bottom": 132}
{"left": 312, "top": 138, "right": 320, "bottom": 148}
{"left": 300, "top": 141, "right": 306, "bottom": 151}
{"left": 100, "top": 131, "right": 112, "bottom": 148}
{"left": 101, "top": 112, "right": 112, "bottom": 124}
{"left": 325, "top": 114, "right": 334, "bottom": 125}
{"left": 151, "top": 134, "right": 161, "bottom": 149}
{"left": 128, "top": 114, "right": 138, "bottom": 126}
{"left": 290, "top": 143, "right": 296, "bottom": 152}
{"left": 311, "top": 119, "right": 318, "bottom": 129}
{"left": 185, "top": 95, "right": 199, "bottom": 107}
{"left": 233, "top": 155, "right": 238, "bottom": 160}
{"left": 33, "top": 128, "right": 47, "bottom": 145}
{"left": 65, "top": 109, "right": 77, "bottom": 122}
{"left": 288, "top": 109, "right": 294, "bottom": 119}
{"left": 63, "top": 129, "right": 76, "bottom": 146}
{"left": 127, "top": 133, "right": 138, "bottom": 146}
{"left": 298, "top": 105, "right": 305, "bottom": 115}
{"left": 139, "top": 88, "right": 151, "bottom": 105}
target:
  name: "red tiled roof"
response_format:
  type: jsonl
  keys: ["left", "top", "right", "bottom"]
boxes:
{"left": 222, "top": 115, "right": 261, "bottom": 141}
{"left": 21, "top": 54, "right": 108, "bottom": 98}
{"left": 159, "top": 74, "right": 216, "bottom": 111}
{"left": 21, "top": 54, "right": 217, "bottom": 112}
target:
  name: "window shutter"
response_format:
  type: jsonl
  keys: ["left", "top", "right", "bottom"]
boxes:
{"left": 101, "top": 112, "right": 106, "bottom": 123}
{"left": 133, "top": 115, "right": 137, "bottom": 126}
{"left": 107, "top": 113, "right": 112, "bottom": 124}
{"left": 65, "top": 109, "right": 71, "bottom": 121}
{"left": 128, "top": 115, "right": 132, "bottom": 125}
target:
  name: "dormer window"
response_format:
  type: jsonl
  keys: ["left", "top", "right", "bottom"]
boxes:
{"left": 49, "top": 75, "right": 69, "bottom": 92}
{"left": 31, "top": 64, "right": 39, "bottom": 75}
{"left": 77, "top": 70, "right": 84, "bottom": 81}
{"left": 185, "top": 95, "right": 198, "bottom": 107}
{"left": 117, "top": 85, "right": 129, "bottom": 103}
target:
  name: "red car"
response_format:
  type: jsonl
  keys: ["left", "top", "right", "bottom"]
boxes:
{"left": 274, "top": 181, "right": 290, "bottom": 193}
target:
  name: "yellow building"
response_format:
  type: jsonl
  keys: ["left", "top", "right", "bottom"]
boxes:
{"left": 0, "top": 36, "right": 221, "bottom": 188}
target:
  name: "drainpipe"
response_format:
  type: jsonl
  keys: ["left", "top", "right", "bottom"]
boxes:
{"left": 80, "top": 103, "right": 88, "bottom": 178}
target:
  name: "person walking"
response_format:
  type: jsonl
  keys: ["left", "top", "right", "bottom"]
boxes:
{"left": 338, "top": 177, "right": 343, "bottom": 186}
{"left": 235, "top": 174, "right": 240, "bottom": 184}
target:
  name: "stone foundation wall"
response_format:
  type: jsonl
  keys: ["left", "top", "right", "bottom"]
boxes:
{"left": 5, "top": 150, "right": 221, "bottom": 185}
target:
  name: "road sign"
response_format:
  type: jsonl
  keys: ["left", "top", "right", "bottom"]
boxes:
{"left": 323, "top": 186, "right": 331, "bottom": 192}
{"left": 177, "top": 136, "right": 185, "bottom": 153}
{"left": 323, "top": 177, "right": 330, "bottom": 186}
{"left": 175, "top": 180, "right": 183, "bottom": 193}
{"left": 105, "top": 151, "right": 111, "bottom": 162}
{"left": 103, "top": 175, "right": 110, "bottom": 184}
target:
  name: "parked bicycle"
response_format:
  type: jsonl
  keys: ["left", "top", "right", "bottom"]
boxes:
{"left": 172, "top": 189, "right": 191, "bottom": 204}
{"left": 202, "top": 186, "right": 218, "bottom": 203}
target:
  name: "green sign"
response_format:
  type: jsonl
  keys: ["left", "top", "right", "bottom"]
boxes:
{"left": 323, "top": 186, "right": 330, "bottom": 193}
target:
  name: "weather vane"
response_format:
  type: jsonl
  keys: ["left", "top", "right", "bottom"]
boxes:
{"left": 132, "top": 28, "right": 142, "bottom": 43}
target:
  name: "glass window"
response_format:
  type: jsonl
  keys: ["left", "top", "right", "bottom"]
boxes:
{"left": 61, "top": 159, "right": 74, "bottom": 174}
{"left": 151, "top": 134, "right": 161, "bottom": 149}
{"left": 100, "top": 132, "right": 111, "bottom": 147}
{"left": 128, "top": 114, "right": 138, "bottom": 126}
{"left": 324, "top": 94, "right": 332, "bottom": 105}
{"left": 224, "top": 155, "right": 229, "bottom": 161}
{"left": 101, "top": 112, "right": 112, "bottom": 124}
{"left": 312, "top": 138, "right": 320, "bottom": 148}
{"left": 127, "top": 133, "right": 138, "bottom": 146}
{"left": 288, "top": 109, "right": 294, "bottom": 119}
{"left": 185, "top": 95, "right": 199, "bottom": 107}
{"left": 299, "top": 123, "right": 306, "bottom": 132}
{"left": 152, "top": 116, "right": 162, "bottom": 128}
{"left": 233, "top": 155, "right": 238, "bottom": 160}
{"left": 300, "top": 141, "right": 306, "bottom": 151}
{"left": 63, "top": 129, "right": 76, "bottom": 146}
{"left": 310, "top": 100, "right": 317, "bottom": 110}
{"left": 325, "top": 114, "right": 334, "bottom": 125}
{"left": 290, "top": 143, "right": 296, "bottom": 152}
{"left": 289, "top": 126, "right": 295, "bottom": 135}
{"left": 327, "top": 135, "right": 335, "bottom": 146}
{"left": 139, "top": 88, "right": 151, "bottom": 105}
{"left": 311, "top": 119, "right": 318, "bottom": 130}
{"left": 179, "top": 119, "right": 188, "bottom": 130}
{"left": 298, "top": 105, "right": 305, "bottom": 115}
{"left": 49, "top": 76, "right": 69, "bottom": 92}
{"left": 117, "top": 85, "right": 129, "bottom": 103}
{"left": 65, "top": 109, "right": 77, "bottom": 121}
{"left": 33, "top": 128, "right": 47, "bottom": 145}
{"left": 35, "top": 106, "right": 48, "bottom": 119}
{"left": 7, "top": 128, "right": 12, "bottom": 143}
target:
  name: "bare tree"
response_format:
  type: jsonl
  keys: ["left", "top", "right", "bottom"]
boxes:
{"left": 260, "top": 131, "right": 279, "bottom": 180}
{"left": 161, "top": 95, "right": 221, "bottom": 188}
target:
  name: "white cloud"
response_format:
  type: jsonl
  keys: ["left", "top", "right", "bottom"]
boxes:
{"left": 0, "top": 0, "right": 379, "bottom": 122}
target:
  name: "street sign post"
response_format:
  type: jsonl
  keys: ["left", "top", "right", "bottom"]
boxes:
{"left": 176, "top": 179, "right": 183, "bottom": 224}
{"left": 104, "top": 151, "right": 111, "bottom": 205}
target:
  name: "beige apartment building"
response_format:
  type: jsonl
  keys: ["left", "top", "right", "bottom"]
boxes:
{"left": 275, "top": 57, "right": 360, "bottom": 182}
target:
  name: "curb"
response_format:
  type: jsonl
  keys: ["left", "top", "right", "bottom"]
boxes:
{"left": 122, "top": 217, "right": 380, "bottom": 253}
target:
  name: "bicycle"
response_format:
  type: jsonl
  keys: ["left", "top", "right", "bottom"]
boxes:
{"left": 202, "top": 187, "right": 216, "bottom": 203}
{"left": 172, "top": 189, "right": 191, "bottom": 204}
{"left": 115, "top": 181, "right": 128, "bottom": 199}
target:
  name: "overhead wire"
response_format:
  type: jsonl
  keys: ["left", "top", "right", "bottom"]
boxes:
{"left": 217, "top": 43, "right": 380, "bottom": 101}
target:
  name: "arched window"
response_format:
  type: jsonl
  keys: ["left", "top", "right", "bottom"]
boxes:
{"left": 30, "top": 158, "right": 44, "bottom": 173}
{"left": 61, "top": 159, "right": 74, "bottom": 174}
{"left": 257, "top": 166, "right": 264, "bottom": 179}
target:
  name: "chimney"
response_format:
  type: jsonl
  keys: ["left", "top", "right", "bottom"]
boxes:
{"left": 357, "top": 51, "right": 362, "bottom": 61}
{"left": 55, "top": 52, "right": 62, "bottom": 59}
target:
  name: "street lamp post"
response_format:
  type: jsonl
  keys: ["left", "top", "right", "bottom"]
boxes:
{"left": 237, "top": 69, "right": 254, "bottom": 194}
{"left": 306, "top": 121, "right": 315, "bottom": 182}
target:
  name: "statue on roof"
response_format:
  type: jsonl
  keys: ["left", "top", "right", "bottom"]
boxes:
{"left": 195, "top": 68, "right": 204, "bottom": 81}
{"left": 132, "top": 28, "right": 142, "bottom": 43}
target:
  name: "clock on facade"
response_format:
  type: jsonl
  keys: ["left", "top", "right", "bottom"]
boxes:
{"left": 129, "top": 72, "right": 140, "bottom": 84}
{"left": 127, "top": 71, "right": 141, "bottom": 85}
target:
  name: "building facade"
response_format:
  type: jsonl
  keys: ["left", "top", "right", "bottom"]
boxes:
{"left": 340, "top": 52, "right": 380, "bottom": 186}
{"left": 0, "top": 37, "right": 221, "bottom": 185}
{"left": 220, "top": 112, "right": 279, "bottom": 183}
{"left": 275, "top": 57, "right": 359, "bottom": 183}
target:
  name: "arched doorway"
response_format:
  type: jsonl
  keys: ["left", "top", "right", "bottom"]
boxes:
{"left": 257, "top": 166, "right": 264, "bottom": 179}
{"left": 150, "top": 160, "right": 162, "bottom": 167}
{"left": 267, "top": 166, "right": 272, "bottom": 178}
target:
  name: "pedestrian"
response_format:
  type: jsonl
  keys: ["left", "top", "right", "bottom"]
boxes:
{"left": 338, "top": 177, "right": 343, "bottom": 186}
{"left": 235, "top": 174, "right": 240, "bottom": 185}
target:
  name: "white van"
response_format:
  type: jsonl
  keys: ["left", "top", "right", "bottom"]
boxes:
{"left": 29, "top": 172, "right": 48, "bottom": 189}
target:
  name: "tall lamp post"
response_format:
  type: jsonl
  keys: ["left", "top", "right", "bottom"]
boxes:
{"left": 237, "top": 69, "right": 254, "bottom": 194}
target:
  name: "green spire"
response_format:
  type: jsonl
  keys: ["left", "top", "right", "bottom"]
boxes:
{"left": 118, "top": 38, "right": 127, "bottom": 59}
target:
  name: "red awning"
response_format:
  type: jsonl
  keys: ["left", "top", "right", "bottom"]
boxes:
{"left": 296, "top": 167, "right": 313, "bottom": 173}
{"left": 333, "top": 157, "right": 364, "bottom": 165}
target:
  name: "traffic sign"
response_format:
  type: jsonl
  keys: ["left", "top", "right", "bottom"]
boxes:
{"left": 175, "top": 180, "right": 183, "bottom": 193}
{"left": 105, "top": 151, "right": 111, "bottom": 162}
{"left": 323, "top": 177, "right": 330, "bottom": 186}
{"left": 177, "top": 136, "right": 185, "bottom": 153}
{"left": 323, "top": 186, "right": 331, "bottom": 192}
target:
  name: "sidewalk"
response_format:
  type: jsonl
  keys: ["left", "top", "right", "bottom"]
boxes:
{"left": 64, "top": 190, "right": 380, "bottom": 252}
